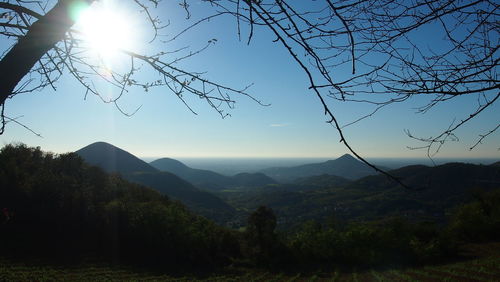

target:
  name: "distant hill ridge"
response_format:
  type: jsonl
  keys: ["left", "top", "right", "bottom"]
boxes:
{"left": 228, "top": 161, "right": 500, "bottom": 226}
{"left": 150, "top": 158, "right": 277, "bottom": 190}
{"left": 150, "top": 158, "right": 233, "bottom": 189}
{"left": 260, "top": 153, "right": 383, "bottom": 182}
{"left": 75, "top": 142, "right": 235, "bottom": 223}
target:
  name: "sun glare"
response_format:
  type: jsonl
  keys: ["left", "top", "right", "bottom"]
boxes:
{"left": 75, "top": 1, "right": 136, "bottom": 61}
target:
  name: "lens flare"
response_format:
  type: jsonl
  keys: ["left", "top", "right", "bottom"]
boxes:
{"left": 75, "top": 1, "right": 137, "bottom": 62}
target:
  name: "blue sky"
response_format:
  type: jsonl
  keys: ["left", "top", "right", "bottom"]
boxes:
{"left": 0, "top": 0, "right": 498, "bottom": 159}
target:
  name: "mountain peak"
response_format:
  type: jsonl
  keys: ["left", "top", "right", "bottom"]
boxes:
{"left": 337, "top": 154, "right": 357, "bottom": 161}
{"left": 80, "top": 141, "right": 114, "bottom": 149}
{"left": 150, "top": 158, "right": 190, "bottom": 170}
{"left": 323, "top": 154, "right": 357, "bottom": 165}
{"left": 262, "top": 153, "right": 378, "bottom": 182}
{"left": 75, "top": 142, "right": 157, "bottom": 174}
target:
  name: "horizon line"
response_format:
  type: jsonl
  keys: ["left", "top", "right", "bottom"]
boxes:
{"left": 139, "top": 155, "right": 499, "bottom": 160}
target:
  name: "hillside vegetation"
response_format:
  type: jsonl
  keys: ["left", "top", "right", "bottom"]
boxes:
{"left": 0, "top": 144, "right": 238, "bottom": 270}
{"left": 1, "top": 144, "right": 499, "bottom": 279}
{"left": 1, "top": 243, "right": 499, "bottom": 281}
{"left": 219, "top": 162, "right": 500, "bottom": 228}
{"left": 76, "top": 142, "right": 235, "bottom": 223}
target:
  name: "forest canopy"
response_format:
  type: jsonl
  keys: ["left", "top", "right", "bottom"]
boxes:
{"left": 1, "top": 143, "right": 499, "bottom": 271}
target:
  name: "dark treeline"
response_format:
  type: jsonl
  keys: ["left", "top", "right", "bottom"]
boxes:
{"left": 0, "top": 144, "right": 238, "bottom": 271}
{"left": 1, "top": 144, "right": 499, "bottom": 272}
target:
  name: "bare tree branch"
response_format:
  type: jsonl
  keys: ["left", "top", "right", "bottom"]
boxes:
{"left": 0, "top": 0, "right": 498, "bottom": 190}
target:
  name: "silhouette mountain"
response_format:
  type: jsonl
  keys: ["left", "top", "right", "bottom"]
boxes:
{"left": 355, "top": 162, "right": 500, "bottom": 194}
{"left": 260, "top": 154, "right": 381, "bottom": 182}
{"left": 76, "top": 141, "right": 158, "bottom": 173}
{"left": 150, "top": 158, "right": 233, "bottom": 189}
{"left": 150, "top": 158, "right": 277, "bottom": 190}
{"left": 75, "top": 142, "right": 234, "bottom": 223}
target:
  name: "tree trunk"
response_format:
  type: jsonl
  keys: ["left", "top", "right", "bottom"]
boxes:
{"left": 0, "top": 0, "right": 94, "bottom": 106}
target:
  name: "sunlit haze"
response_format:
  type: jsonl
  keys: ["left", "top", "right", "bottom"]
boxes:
{"left": 73, "top": 0, "right": 139, "bottom": 67}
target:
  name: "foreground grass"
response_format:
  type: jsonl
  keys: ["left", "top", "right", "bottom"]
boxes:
{"left": 1, "top": 243, "right": 499, "bottom": 281}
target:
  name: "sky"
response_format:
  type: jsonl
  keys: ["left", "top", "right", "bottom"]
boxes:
{"left": 0, "top": 0, "right": 498, "bottom": 160}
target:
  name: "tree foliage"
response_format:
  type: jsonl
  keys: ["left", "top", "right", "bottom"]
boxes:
{"left": 447, "top": 189, "right": 500, "bottom": 242}
{"left": 243, "top": 206, "right": 282, "bottom": 265}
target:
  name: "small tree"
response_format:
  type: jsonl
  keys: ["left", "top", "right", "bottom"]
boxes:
{"left": 245, "top": 205, "right": 278, "bottom": 264}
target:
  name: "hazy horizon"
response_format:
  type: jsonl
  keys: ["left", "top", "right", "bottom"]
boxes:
{"left": 141, "top": 155, "right": 499, "bottom": 175}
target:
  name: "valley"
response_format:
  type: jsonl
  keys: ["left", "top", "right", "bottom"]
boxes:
{"left": 76, "top": 142, "right": 500, "bottom": 230}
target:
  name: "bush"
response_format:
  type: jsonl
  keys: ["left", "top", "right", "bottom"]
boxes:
{"left": 447, "top": 189, "right": 500, "bottom": 243}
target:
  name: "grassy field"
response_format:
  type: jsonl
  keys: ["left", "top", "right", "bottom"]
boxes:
{"left": 1, "top": 243, "right": 499, "bottom": 281}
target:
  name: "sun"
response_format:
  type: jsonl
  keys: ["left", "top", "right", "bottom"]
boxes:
{"left": 74, "top": 1, "right": 136, "bottom": 61}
